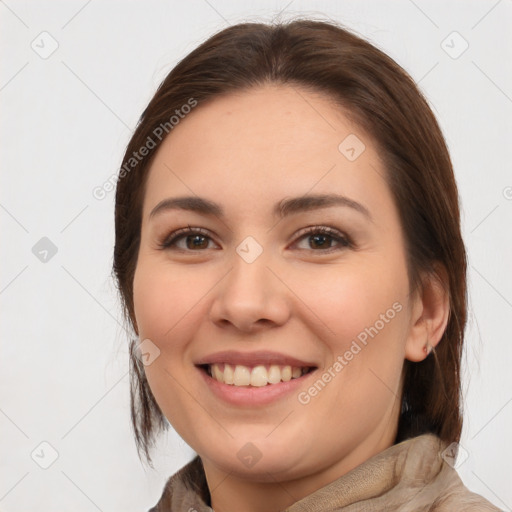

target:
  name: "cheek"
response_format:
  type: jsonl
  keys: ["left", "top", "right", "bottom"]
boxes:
{"left": 290, "top": 260, "right": 408, "bottom": 352}
{"left": 133, "top": 257, "right": 205, "bottom": 343}
{"left": 132, "top": 259, "right": 206, "bottom": 439}
{"left": 296, "top": 258, "right": 409, "bottom": 414}
{"left": 291, "top": 265, "right": 408, "bottom": 431}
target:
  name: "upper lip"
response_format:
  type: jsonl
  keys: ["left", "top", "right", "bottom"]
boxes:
{"left": 195, "top": 350, "right": 318, "bottom": 368}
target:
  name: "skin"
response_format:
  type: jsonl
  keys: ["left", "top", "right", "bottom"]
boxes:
{"left": 132, "top": 84, "right": 449, "bottom": 512}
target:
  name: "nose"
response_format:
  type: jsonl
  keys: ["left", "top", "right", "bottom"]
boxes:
{"left": 208, "top": 250, "right": 291, "bottom": 334}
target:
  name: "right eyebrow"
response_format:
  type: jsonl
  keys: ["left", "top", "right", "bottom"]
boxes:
{"left": 149, "top": 196, "right": 222, "bottom": 220}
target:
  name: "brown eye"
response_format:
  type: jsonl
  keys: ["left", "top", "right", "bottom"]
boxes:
{"left": 159, "top": 227, "right": 218, "bottom": 251}
{"left": 308, "top": 233, "right": 334, "bottom": 249}
{"left": 294, "top": 226, "right": 351, "bottom": 252}
{"left": 184, "top": 234, "right": 210, "bottom": 250}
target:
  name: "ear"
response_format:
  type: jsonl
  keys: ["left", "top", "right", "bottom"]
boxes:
{"left": 405, "top": 263, "right": 450, "bottom": 362}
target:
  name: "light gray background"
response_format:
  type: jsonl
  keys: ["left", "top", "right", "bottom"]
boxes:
{"left": 1, "top": 1, "right": 511, "bottom": 511}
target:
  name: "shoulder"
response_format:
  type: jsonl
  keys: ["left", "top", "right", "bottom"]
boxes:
{"left": 147, "top": 456, "right": 212, "bottom": 512}
{"left": 429, "top": 490, "right": 502, "bottom": 511}
{"left": 388, "top": 434, "right": 502, "bottom": 512}
{"left": 426, "top": 460, "right": 502, "bottom": 511}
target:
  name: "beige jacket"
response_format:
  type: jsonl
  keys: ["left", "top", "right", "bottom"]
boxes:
{"left": 148, "top": 433, "right": 502, "bottom": 511}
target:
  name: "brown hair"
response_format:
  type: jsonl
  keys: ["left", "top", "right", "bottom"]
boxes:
{"left": 113, "top": 18, "right": 467, "bottom": 466}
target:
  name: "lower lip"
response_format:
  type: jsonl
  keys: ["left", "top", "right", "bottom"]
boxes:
{"left": 197, "top": 366, "right": 317, "bottom": 407}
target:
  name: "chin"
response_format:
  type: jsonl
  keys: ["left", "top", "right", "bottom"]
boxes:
{"left": 199, "top": 437, "right": 313, "bottom": 481}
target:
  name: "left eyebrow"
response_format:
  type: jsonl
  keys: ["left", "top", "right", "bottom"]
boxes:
{"left": 148, "top": 193, "right": 373, "bottom": 223}
{"left": 275, "top": 194, "right": 373, "bottom": 222}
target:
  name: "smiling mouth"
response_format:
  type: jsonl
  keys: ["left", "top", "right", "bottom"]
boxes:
{"left": 200, "top": 363, "right": 316, "bottom": 387}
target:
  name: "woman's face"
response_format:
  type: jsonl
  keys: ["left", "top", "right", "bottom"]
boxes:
{"left": 133, "top": 85, "right": 418, "bottom": 483}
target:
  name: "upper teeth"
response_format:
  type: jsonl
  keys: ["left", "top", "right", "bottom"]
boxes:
{"left": 209, "top": 363, "right": 308, "bottom": 387}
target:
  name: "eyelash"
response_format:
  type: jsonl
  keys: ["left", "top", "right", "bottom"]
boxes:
{"left": 158, "top": 225, "right": 353, "bottom": 253}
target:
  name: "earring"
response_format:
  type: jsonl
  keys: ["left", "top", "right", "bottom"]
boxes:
{"left": 424, "top": 341, "right": 432, "bottom": 355}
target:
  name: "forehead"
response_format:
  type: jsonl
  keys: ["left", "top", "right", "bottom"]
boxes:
{"left": 142, "top": 85, "right": 392, "bottom": 221}
{"left": 159, "top": 85, "right": 358, "bottom": 161}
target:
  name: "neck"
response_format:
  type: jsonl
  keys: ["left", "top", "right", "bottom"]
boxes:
{"left": 202, "top": 427, "right": 397, "bottom": 512}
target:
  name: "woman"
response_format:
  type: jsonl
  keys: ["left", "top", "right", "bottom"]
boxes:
{"left": 113, "top": 18, "right": 500, "bottom": 511}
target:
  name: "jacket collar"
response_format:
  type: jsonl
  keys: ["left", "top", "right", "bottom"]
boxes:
{"left": 149, "top": 434, "right": 498, "bottom": 511}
